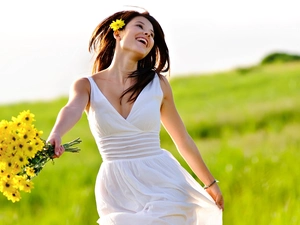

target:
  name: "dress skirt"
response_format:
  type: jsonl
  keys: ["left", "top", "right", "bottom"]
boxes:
{"left": 95, "top": 150, "right": 222, "bottom": 225}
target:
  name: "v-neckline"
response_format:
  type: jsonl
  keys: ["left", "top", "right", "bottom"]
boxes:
{"left": 90, "top": 77, "right": 144, "bottom": 121}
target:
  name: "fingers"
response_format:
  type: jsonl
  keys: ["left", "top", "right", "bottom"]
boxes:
{"left": 216, "top": 195, "right": 224, "bottom": 211}
{"left": 205, "top": 185, "right": 224, "bottom": 211}
{"left": 54, "top": 145, "right": 65, "bottom": 158}
{"left": 47, "top": 136, "right": 64, "bottom": 158}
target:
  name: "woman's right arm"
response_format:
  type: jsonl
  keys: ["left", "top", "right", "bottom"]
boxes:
{"left": 47, "top": 77, "right": 90, "bottom": 156}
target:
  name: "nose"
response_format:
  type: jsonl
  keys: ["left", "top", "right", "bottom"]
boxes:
{"left": 144, "top": 31, "right": 150, "bottom": 37}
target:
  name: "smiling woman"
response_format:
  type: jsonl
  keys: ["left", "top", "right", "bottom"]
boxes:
{"left": 46, "top": 8, "right": 223, "bottom": 225}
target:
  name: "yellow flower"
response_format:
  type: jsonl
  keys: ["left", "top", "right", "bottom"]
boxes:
{"left": 23, "top": 142, "right": 37, "bottom": 159}
{"left": 0, "top": 178, "right": 15, "bottom": 196}
{"left": 17, "top": 126, "right": 35, "bottom": 142}
{"left": 14, "top": 151, "right": 29, "bottom": 168}
{"left": 31, "top": 137, "right": 44, "bottom": 150}
{"left": 0, "top": 120, "right": 11, "bottom": 136}
{"left": 25, "top": 167, "right": 35, "bottom": 178}
{"left": 17, "top": 110, "right": 35, "bottom": 124}
{"left": 0, "top": 163, "right": 10, "bottom": 182}
{"left": 19, "top": 179, "right": 34, "bottom": 193}
{"left": 3, "top": 159, "right": 14, "bottom": 171}
{"left": 9, "top": 132, "right": 19, "bottom": 144}
{"left": 4, "top": 145, "right": 17, "bottom": 159}
{"left": 0, "top": 143, "right": 8, "bottom": 157}
{"left": 34, "top": 129, "right": 43, "bottom": 138}
{"left": 12, "top": 175, "right": 33, "bottom": 193}
{"left": 3, "top": 186, "right": 21, "bottom": 203}
{"left": 110, "top": 19, "right": 125, "bottom": 31}
{"left": 24, "top": 181, "right": 33, "bottom": 193}
{"left": 11, "top": 117, "right": 23, "bottom": 129}
{"left": 0, "top": 110, "right": 81, "bottom": 202}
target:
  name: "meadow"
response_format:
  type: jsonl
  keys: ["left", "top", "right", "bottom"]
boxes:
{"left": 1, "top": 62, "right": 299, "bottom": 224}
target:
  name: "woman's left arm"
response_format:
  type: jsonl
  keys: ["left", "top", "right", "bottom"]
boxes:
{"left": 160, "top": 76, "right": 224, "bottom": 210}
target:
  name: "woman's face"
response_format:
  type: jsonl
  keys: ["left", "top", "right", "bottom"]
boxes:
{"left": 118, "top": 16, "right": 155, "bottom": 60}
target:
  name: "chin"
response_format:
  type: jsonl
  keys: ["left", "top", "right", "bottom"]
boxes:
{"left": 134, "top": 51, "right": 150, "bottom": 61}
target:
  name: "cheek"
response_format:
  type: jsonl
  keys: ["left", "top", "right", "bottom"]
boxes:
{"left": 149, "top": 40, "right": 155, "bottom": 49}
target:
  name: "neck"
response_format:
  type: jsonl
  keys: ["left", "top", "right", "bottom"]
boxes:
{"left": 107, "top": 52, "right": 139, "bottom": 84}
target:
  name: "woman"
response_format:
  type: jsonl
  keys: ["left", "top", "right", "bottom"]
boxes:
{"left": 47, "top": 9, "right": 224, "bottom": 225}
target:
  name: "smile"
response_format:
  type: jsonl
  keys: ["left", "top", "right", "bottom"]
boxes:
{"left": 136, "top": 37, "right": 148, "bottom": 47}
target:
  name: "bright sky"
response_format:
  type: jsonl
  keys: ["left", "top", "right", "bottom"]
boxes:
{"left": 1, "top": 0, "right": 300, "bottom": 104}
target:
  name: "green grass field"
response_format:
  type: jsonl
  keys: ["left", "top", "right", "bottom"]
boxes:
{"left": 1, "top": 62, "right": 299, "bottom": 224}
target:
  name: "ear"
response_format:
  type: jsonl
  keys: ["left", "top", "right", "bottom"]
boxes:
{"left": 113, "top": 31, "right": 121, "bottom": 40}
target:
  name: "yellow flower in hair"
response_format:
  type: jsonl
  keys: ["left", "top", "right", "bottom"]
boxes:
{"left": 110, "top": 19, "right": 125, "bottom": 31}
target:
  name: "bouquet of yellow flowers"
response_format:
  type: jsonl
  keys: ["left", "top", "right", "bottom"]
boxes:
{"left": 0, "top": 110, "right": 81, "bottom": 202}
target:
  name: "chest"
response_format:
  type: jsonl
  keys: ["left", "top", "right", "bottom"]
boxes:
{"left": 87, "top": 77, "right": 163, "bottom": 136}
{"left": 94, "top": 79, "right": 135, "bottom": 120}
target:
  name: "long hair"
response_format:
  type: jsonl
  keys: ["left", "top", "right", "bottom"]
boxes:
{"left": 88, "top": 10, "right": 170, "bottom": 103}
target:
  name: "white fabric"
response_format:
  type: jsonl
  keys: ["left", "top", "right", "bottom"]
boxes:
{"left": 86, "top": 74, "right": 222, "bottom": 225}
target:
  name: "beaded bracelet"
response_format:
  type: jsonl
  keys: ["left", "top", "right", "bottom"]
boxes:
{"left": 204, "top": 180, "right": 219, "bottom": 189}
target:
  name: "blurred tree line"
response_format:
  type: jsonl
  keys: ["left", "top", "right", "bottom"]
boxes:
{"left": 261, "top": 52, "right": 300, "bottom": 65}
{"left": 236, "top": 51, "right": 300, "bottom": 74}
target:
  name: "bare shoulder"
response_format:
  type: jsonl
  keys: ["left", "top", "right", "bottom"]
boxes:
{"left": 72, "top": 77, "right": 90, "bottom": 87}
{"left": 70, "top": 77, "right": 91, "bottom": 93}
{"left": 158, "top": 74, "right": 173, "bottom": 99}
{"left": 66, "top": 77, "right": 91, "bottom": 111}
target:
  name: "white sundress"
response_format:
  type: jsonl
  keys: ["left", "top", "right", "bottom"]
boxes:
{"left": 86, "top": 74, "right": 222, "bottom": 225}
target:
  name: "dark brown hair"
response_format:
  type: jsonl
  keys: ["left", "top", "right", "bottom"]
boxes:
{"left": 88, "top": 10, "right": 170, "bottom": 102}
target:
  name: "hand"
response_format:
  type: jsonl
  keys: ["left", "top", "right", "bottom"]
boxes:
{"left": 47, "top": 133, "right": 65, "bottom": 158}
{"left": 52, "top": 145, "right": 65, "bottom": 158}
{"left": 205, "top": 184, "right": 224, "bottom": 211}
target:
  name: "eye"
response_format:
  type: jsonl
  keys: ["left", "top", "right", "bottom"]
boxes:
{"left": 137, "top": 24, "right": 143, "bottom": 29}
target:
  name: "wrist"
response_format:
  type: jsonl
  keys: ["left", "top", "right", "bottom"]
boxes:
{"left": 49, "top": 132, "right": 62, "bottom": 138}
{"left": 204, "top": 179, "right": 219, "bottom": 190}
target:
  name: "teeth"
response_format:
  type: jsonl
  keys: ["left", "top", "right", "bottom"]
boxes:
{"left": 136, "top": 37, "right": 147, "bottom": 46}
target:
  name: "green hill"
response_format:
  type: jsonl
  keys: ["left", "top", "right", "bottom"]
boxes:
{"left": 261, "top": 52, "right": 300, "bottom": 65}
{"left": 1, "top": 62, "right": 300, "bottom": 225}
